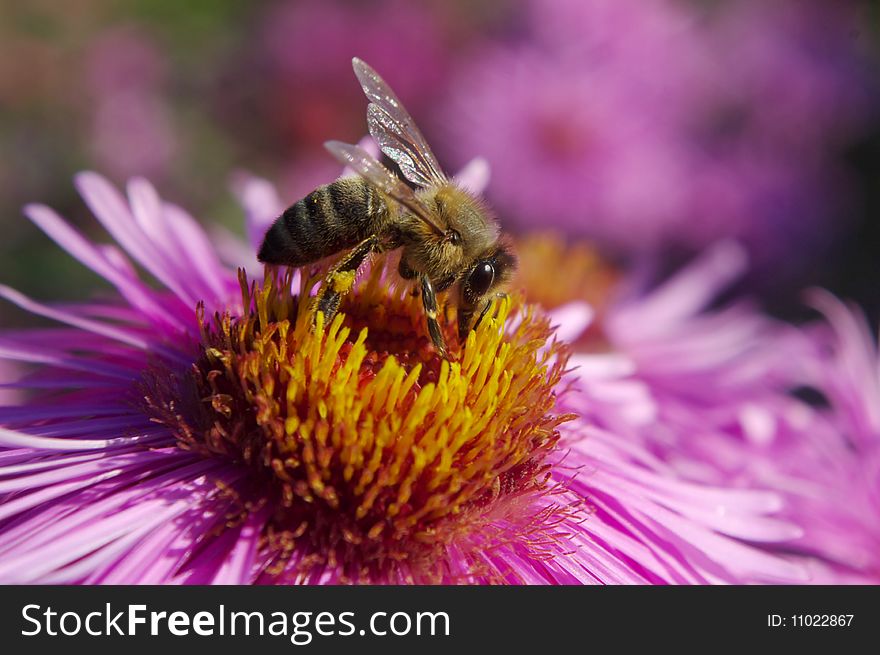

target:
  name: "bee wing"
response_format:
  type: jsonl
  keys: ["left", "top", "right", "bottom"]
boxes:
{"left": 352, "top": 57, "right": 447, "bottom": 188}
{"left": 324, "top": 140, "right": 445, "bottom": 236}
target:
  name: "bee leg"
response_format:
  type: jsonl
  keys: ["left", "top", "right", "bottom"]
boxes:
{"left": 470, "top": 299, "right": 493, "bottom": 333}
{"left": 314, "top": 235, "right": 380, "bottom": 327}
{"left": 420, "top": 274, "right": 448, "bottom": 359}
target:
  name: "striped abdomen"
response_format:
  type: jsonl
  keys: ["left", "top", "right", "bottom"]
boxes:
{"left": 258, "top": 178, "right": 387, "bottom": 267}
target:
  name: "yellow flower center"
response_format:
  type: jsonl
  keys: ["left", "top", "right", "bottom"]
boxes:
{"left": 144, "top": 261, "right": 574, "bottom": 583}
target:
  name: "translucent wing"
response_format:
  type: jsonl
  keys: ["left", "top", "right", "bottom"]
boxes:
{"left": 352, "top": 57, "right": 447, "bottom": 188}
{"left": 324, "top": 140, "right": 445, "bottom": 236}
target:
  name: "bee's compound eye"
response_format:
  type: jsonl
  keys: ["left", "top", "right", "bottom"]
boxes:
{"left": 468, "top": 262, "right": 495, "bottom": 296}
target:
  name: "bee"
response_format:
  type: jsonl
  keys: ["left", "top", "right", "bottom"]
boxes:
{"left": 258, "top": 57, "right": 516, "bottom": 358}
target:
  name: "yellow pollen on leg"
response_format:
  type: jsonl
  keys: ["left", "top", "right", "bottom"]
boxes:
{"left": 329, "top": 269, "right": 357, "bottom": 294}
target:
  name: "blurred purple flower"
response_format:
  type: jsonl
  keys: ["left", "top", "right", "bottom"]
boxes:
{"left": 262, "top": 0, "right": 447, "bottom": 95}
{"left": 86, "top": 28, "right": 166, "bottom": 94}
{"left": 444, "top": 0, "right": 876, "bottom": 266}
{"left": 0, "top": 169, "right": 822, "bottom": 584}
{"left": 528, "top": 0, "right": 711, "bottom": 121}
{"left": 85, "top": 28, "right": 177, "bottom": 180}
{"left": 259, "top": 0, "right": 449, "bottom": 148}
{"left": 702, "top": 0, "right": 875, "bottom": 150}
{"left": 683, "top": 0, "right": 876, "bottom": 269}
{"left": 446, "top": 47, "right": 695, "bottom": 252}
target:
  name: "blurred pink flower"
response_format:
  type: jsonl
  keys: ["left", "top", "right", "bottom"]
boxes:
{"left": 444, "top": 0, "right": 876, "bottom": 267}
{"left": 683, "top": 0, "right": 875, "bottom": 269}
{"left": 262, "top": 0, "right": 448, "bottom": 95}
{"left": 702, "top": 0, "right": 875, "bottom": 150}
{"left": 528, "top": 0, "right": 711, "bottom": 122}
{"left": 446, "top": 47, "right": 695, "bottom": 253}
{"left": 259, "top": 0, "right": 450, "bottom": 148}
{"left": 86, "top": 28, "right": 166, "bottom": 94}
{"left": 85, "top": 28, "right": 177, "bottom": 180}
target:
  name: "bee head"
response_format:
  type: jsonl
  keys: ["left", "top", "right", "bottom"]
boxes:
{"left": 458, "top": 240, "right": 517, "bottom": 341}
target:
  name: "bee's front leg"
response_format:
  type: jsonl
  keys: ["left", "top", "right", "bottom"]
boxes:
{"left": 314, "top": 235, "right": 381, "bottom": 327}
{"left": 458, "top": 298, "right": 493, "bottom": 342}
{"left": 471, "top": 299, "right": 494, "bottom": 333}
{"left": 419, "top": 274, "right": 448, "bottom": 359}
{"left": 470, "top": 292, "right": 506, "bottom": 332}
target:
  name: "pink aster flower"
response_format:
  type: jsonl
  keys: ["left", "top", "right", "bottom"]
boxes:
{"left": 0, "top": 168, "right": 817, "bottom": 584}
{"left": 546, "top": 239, "right": 878, "bottom": 582}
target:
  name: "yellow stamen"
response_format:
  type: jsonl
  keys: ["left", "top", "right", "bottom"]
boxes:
{"left": 143, "top": 259, "right": 574, "bottom": 583}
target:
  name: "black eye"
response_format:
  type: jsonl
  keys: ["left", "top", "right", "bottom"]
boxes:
{"left": 468, "top": 262, "right": 495, "bottom": 296}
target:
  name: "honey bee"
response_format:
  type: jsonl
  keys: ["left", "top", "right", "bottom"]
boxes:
{"left": 258, "top": 57, "right": 516, "bottom": 358}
